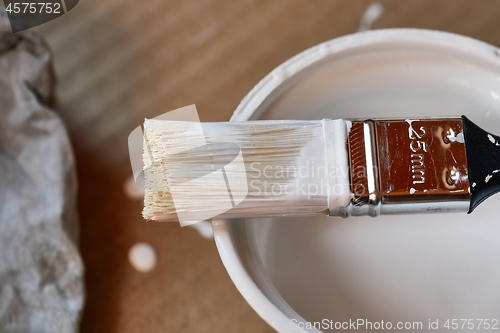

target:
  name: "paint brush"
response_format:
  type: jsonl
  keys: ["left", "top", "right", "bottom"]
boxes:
{"left": 142, "top": 116, "right": 500, "bottom": 224}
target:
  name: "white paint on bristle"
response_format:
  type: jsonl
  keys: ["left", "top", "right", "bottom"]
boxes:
{"left": 142, "top": 119, "right": 351, "bottom": 223}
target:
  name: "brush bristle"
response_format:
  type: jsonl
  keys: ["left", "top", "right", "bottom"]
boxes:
{"left": 142, "top": 119, "right": 349, "bottom": 224}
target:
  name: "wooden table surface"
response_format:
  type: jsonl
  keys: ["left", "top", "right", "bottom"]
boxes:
{"left": 29, "top": 0, "right": 500, "bottom": 331}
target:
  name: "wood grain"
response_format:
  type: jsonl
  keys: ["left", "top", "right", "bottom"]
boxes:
{"left": 30, "top": 0, "right": 500, "bottom": 332}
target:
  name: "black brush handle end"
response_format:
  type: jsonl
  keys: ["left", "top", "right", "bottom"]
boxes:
{"left": 462, "top": 115, "right": 500, "bottom": 213}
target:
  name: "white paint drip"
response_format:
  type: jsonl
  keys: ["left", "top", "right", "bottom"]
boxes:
{"left": 358, "top": 2, "right": 384, "bottom": 32}
{"left": 128, "top": 243, "right": 157, "bottom": 273}
{"left": 488, "top": 134, "right": 495, "bottom": 144}
{"left": 485, "top": 174, "right": 493, "bottom": 183}
{"left": 484, "top": 169, "right": 500, "bottom": 184}
{"left": 447, "top": 130, "right": 464, "bottom": 143}
{"left": 190, "top": 221, "right": 214, "bottom": 239}
{"left": 409, "top": 188, "right": 416, "bottom": 194}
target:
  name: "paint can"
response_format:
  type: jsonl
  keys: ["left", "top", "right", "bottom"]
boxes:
{"left": 213, "top": 29, "right": 500, "bottom": 333}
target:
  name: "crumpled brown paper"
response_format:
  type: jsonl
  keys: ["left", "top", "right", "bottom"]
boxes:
{"left": 0, "top": 10, "right": 84, "bottom": 333}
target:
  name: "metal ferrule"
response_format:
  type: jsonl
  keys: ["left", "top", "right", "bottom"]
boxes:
{"left": 331, "top": 118, "right": 471, "bottom": 217}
